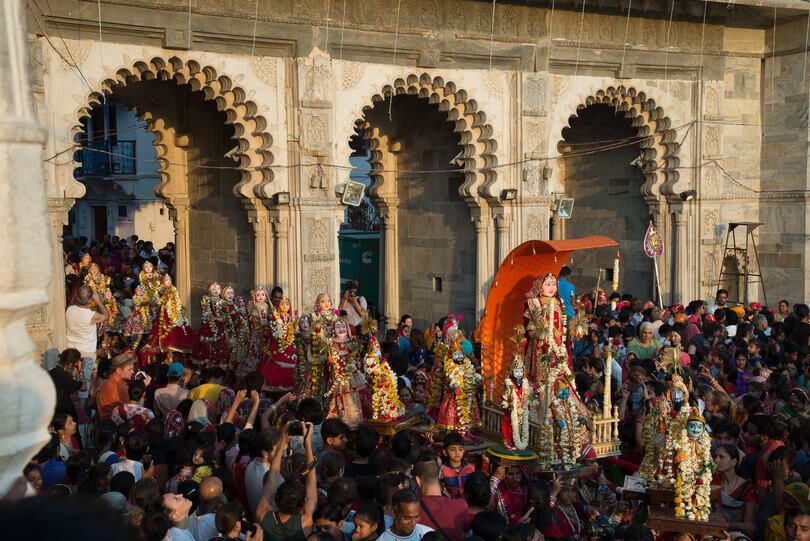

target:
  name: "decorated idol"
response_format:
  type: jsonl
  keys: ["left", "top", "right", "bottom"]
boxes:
{"left": 293, "top": 315, "right": 319, "bottom": 398}
{"left": 194, "top": 282, "right": 229, "bottom": 369}
{"left": 324, "top": 319, "right": 371, "bottom": 427}
{"left": 139, "top": 260, "right": 161, "bottom": 307}
{"left": 258, "top": 296, "right": 296, "bottom": 392}
{"left": 363, "top": 337, "right": 405, "bottom": 421}
{"left": 523, "top": 272, "right": 590, "bottom": 468}
{"left": 97, "top": 289, "right": 121, "bottom": 334}
{"left": 121, "top": 285, "right": 151, "bottom": 349}
{"left": 427, "top": 337, "right": 481, "bottom": 436}
{"left": 664, "top": 411, "right": 713, "bottom": 520}
{"left": 501, "top": 348, "right": 536, "bottom": 451}
{"left": 220, "top": 286, "right": 249, "bottom": 368}
{"left": 142, "top": 274, "right": 197, "bottom": 356}
{"left": 84, "top": 263, "right": 111, "bottom": 308}
{"left": 238, "top": 288, "right": 271, "bottom": 379}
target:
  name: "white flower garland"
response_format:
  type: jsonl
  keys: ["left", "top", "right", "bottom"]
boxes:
{"left": 502, "top": 377, "right": 531, "bottom": 450}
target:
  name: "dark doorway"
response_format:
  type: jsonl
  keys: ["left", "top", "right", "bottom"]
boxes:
{"left": 92, "top": 205, "right": 107, "bottom": 240}
{"left": 559, "top": 104, "right": 653, "bottom": 299}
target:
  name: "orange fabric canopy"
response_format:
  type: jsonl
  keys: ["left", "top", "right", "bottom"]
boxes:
{"left": 479, "top": 236, "right": 618, "bottom": 401}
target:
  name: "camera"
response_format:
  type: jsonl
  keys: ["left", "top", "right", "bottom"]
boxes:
{"left": 584, "top": 515, "right": 617, "bottom": 540}
{"left": 241, "top": 520, "right": 256, "bottom": 536}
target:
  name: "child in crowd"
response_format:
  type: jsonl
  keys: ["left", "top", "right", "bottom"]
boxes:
{"left": 440, "top": 431, "right": 475, "bottom": 499}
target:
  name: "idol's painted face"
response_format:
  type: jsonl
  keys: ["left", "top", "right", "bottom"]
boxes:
{"left": 513, "top": 367, "right": 524, "bottom": 380}
{"left": 255, "top": 290, "right": 267, "bottom": 303}
{"left": 687, "top": 420, "right": 704, "bottom": 440}
{"left": 143, "top": 261, "right": 153, "bottom": 273}
{"left": 541, "top": 277, "right": 557, "bottom": 297}
{"left": 208, "top": 284, "right": 221, "bottom": 297}
{"left": 452, "top": 350, "right": 464, "bottom": 363}
{"left": 334, "top": 320, "right": 348, "bottom": 338}
{"left": 279, "top": 299, "right": 291, "bottom": 314}
{"left": 319, "top": 295, "right": 332, "bottom": 311}
{"left": 298, "top": 316, "right": 310, "bottom": 332}
{"left": 162, "top": 275, "right": 172, "bottom": 287}
{"left": 224, "top": 289, "right": 234, "bottom": 302}
{"left": 672, "top": 389, "right": 684, "bottom": 403}
{"left": 134, "top": 286, "right": 143, "bottom": 296}
{"left": 81, "top": 254, "right": 91, "bottom": 266}
{"left": 558, "top": 386, "right": 570, "bottom": 399}
{"left": 104, "top": 290, "right": 113, "bottom": 300}
{"left": 89, "top": 264, "right": 101, "bottom": 275}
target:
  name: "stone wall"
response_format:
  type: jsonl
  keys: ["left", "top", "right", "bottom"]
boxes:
{"left": 756, "top": 17, "right": 810, "bottom": 304}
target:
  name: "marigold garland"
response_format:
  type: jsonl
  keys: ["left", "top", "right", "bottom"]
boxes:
{"left": 363, "top": 339, "right": 405, "bottom": 420}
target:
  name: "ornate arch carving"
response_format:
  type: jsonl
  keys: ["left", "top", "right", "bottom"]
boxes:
{"left": 559, "top": 85, "right": 680, "bottom": 197}
{"left": 69, "top": 56, "right": 274, "bottom": 209}
{"left": 354, "top": 72, "right": 499, "bottom": 206}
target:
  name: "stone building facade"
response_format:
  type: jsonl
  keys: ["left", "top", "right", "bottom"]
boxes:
{"left": 25, "top": 0, "right": 810, "bottom": 361}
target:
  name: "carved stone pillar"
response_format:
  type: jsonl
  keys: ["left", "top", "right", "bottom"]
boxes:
{"left": 271, "top": 214, "right": 290, "bottom": 293}
{"left": 0, "top": 0, "right": 55, "bottom": 496}
{"left": 673, "top": 208, "right": 688, "bottom": 305}
{"left": 379, "top": 201, "right": 399, "bottom": 328}
{"left": 38, "top": 199, "right": 73, "bottom": 368}
{"left": 472, "top": 214, "right": 489, "bottom": 318}
{"left": 168, "top": 198, "right": 191, "bottom": 307}
{"left": 496, "top": 214, "right": 511, "bottom": 267}
{"left": 248, "top": 208, "right": 270, "bottom": 290}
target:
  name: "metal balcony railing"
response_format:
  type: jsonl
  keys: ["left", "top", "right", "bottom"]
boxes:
{"left": 75, "top": 140, "right": 136, "bottom": 176}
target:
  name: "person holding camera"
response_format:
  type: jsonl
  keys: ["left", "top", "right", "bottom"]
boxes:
{"left": 339, "top": 281, "right": 368, "bottom": 331}
{"left": 255, "top": 420, "right": 317, "bottom": 541}
{"left": 212, "top": 501, "right": 263, "bottom": 541}
{"left": 98, "top": 353, "right": 138, "bottom": 421}
{"left": 49, "top": 348, "right": 87, "bottom": 420}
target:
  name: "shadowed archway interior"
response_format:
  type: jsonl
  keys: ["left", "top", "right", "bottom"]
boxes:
{"left": 558, "top": 103, "right": 653, "bottom": 300}
{"left": 359, "top": 94, "right": 476, "bottom": 331}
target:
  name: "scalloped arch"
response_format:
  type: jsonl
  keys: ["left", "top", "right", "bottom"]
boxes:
{"left": 560, "top": 85, "right": 680, "bottom": 197}
{"left": 69, "top": 55, "right": 274, "bottom": 206}
{"left": 354, "top": 72, "right": 499, "bottom": 204}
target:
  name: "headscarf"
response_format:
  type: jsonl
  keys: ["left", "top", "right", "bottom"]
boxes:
{"left": 164, "top": 410, "right": 184, "bottom": 439}
{"left": 188, "top": 398, "right": 212, "bottom": 426}
{"left": 213, "top": 388, "right": 236, "bottom": 422}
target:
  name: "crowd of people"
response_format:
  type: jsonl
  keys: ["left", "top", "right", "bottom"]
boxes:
{"left": 3, "top": 236, "right": 810, "bottom": 541}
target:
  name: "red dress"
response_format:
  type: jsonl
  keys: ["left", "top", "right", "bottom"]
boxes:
{"left": 258, "top": 312, "right": 296, "bottom": 392}
{"left": 142, "top": 285, "right": 197, "bottom": 355}
{"left": 194, "top": 297, "right": 229, "bottom": 368}
{"left": 237, "top": 302, "right": 271, "bottom": 379}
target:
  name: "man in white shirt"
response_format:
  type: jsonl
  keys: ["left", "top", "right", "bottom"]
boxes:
{"left": 707, "top": 289, "right": 729, "bottom": 315}
{"left": 378, "top": 488, "right": 434, "bottom": 541}
{"left": 111, "top": 431, "right": 149, "bottom": 481}
{"left": 188, "top": 477, "right": 222, "bottom": 541}
{"left": 338, "top": 281, "right": 368, "bottom": 329}
{"left": 245, "top": 430, "right": 284, "bottom": 514}
{"left": 66, "top": 285, "right": 108, "bottom": 441}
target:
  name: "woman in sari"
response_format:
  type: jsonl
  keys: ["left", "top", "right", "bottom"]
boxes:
{"left": 713, "top": 444, "right": 756, "bottom": 537}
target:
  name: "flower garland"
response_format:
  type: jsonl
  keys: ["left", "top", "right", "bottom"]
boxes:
{"left": 324, "top": 343, "right": 356, "bottom": 398}
{"left": 139, "top": 271, "right": 161, "bottom": 304}
{"left": 638, "top": 398, "right": 671, "bottom": 484}
{"left": 104, "top": 296, "right": 119, "bottom": 329}
{"left": 671, "top": 419, "right": 713, "bottom": 520}
{"left": 158, "top": 285, "right": 183, "bottom": 341}
{"left": 134, "top": 294, "right": 151, "bottom": 325}
{"left": 502, "top": 377, "right": 532, "bottom": 450}
{"left": 364, "top": 342, "right": 405, "bottom": 420}
{"left": 268, "top": 312, "right": 295, "bottom": 355}
{"left": 198, "top": 297, "right": 222, "bottom": 344}
{"left": 444, "top": 352, "right": 481, "bottom": 435}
